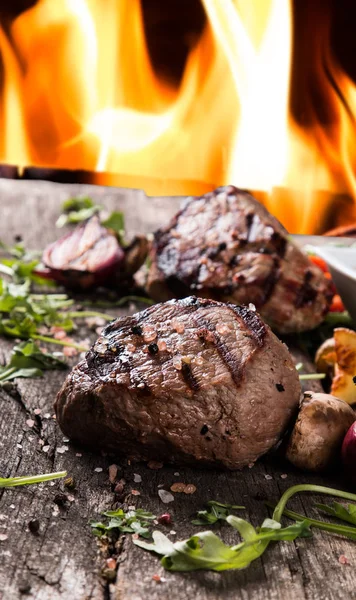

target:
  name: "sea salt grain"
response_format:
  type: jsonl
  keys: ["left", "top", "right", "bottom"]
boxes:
{"left": 158, "top": 489, "right": 174, "bottom": 504}
{"left": 56, "top": 446, "right": 68, "bottom": 454}
{"left": 94, "top": 467, "right": 103, "bottom": 473}
{"left": 264, "top": 474, "right": 273, "bottom": 480}
{"left": 26, "top": 419, "right": 35, "bottom": 428}
{"left": 133, "top": 473, "right": 142, "bottom": 483}
{"left": 280, "top": 474, "right": 288, "bottom": 479}
{"left": 0, "top": 534, "right": 8, "bottom": 541}
{"left": 42, "top": 445, "right": 50, "bottom": 453}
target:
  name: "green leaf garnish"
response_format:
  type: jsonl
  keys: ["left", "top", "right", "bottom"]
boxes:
{"left": 90, "top": 507, "right": 156, "bottom": 539}
{"left": 135, "top": 484, "right": 356, "bottom": 573}
{"left": 315, "top": 501, "right": 356, "bottom": 526}
{"left": 0, "top": 340, "right": 67, "bottom": 384}
{"left": 0, "top": 471, "right": 67, "bottom": 488}
{"left": 192, "top": 500, "right": 245, "bottom": 525}
{"left": 134, "top": 518, "right": 310, "bottom": 572}
{"left": 102, "top": 212, "right": 125, "bottom": 245}
{"left": 56, "top": 197, "right": 102, "bottom": 227}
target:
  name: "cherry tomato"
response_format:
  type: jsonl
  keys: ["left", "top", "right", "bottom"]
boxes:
{"left": 309, "top": 255, "right": 329, "bottom": 273}
{"left": 329, "top": 294, "right": 345, "bottom": 312}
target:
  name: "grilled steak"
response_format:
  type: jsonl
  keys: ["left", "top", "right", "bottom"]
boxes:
{"left": 55, "top": 297, "right": 301, "bottom": 469}
{"left": 146, "top": 186, "right": 333, "bottom": 333}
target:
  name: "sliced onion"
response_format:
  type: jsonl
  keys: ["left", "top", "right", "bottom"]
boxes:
{"left": 42, "top": 215, "right": 124, "bottom": 289}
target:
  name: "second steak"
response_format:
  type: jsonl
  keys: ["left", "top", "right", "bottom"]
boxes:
{"left": 146, "top": 186, "right": 333, "bottom": 333}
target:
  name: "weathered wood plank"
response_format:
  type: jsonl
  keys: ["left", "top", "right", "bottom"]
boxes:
{"left": 0, "top": 179, "right": 354, "bottom": 600}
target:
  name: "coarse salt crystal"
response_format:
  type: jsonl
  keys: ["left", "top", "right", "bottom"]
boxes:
{"left": 42, "top": 445, "right": 50, "bottom": 453}
{"left": 56, "top": 446, "right": 68, "bottom": 454}
{"left": 34, "top": 408, "right": 41, "bottom": 415}
{"left": 248, "top": 303, "right": 256, "bottom": 312}
{"left": 43, "top": 413, "right": 51, "bottom": 419}
{"left": 157, "top": 339, "right": 167, "bottom": 351}
{"left": 0, "top": 534, "right": 8, "bottom": 541}
{"left": 94, "top": 467, "right": 103, "bottom": 473}
{"left": 16, "top": 444, "right": 22, "bottom": 449}
{"left": 172, "top": 319, "right": 185, "bottom": 334}
{"left": 133, "top": 473, "right": 142, "bottom": 483}
{"left": 26, "top": 419, "right": 35, "bottom": 428}
{"left": 158, "top": 489, "right": 174, "bottom": 504}
{"left": 280, "top": 474, "right": 288, "bottom": 479}
{"left": 172, "top": 355, "right": 182, "bottom": 370}
{"left": 142, "top": 325, "right": 157, "bottom": 342}
{"left": 264, "top": 474, "right": 273, "bottom": 480}
{"left": 216, "top": 323, "right": 229, "bottom": 335}
{"left": 170, "top": 530, "right": 176, "bottom": 535}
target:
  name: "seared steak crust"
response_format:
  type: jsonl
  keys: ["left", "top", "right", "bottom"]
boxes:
{"left": 55, "top": 297, "right": 301, "bottom": 469}
{"left": 146, "top": 186, "right": 333, "bottom": 333}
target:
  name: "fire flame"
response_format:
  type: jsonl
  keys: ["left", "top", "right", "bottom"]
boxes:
{"left": 0, "top": 0, "right": 356, "bottom": 233}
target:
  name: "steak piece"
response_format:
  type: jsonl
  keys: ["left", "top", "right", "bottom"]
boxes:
{"left": 146, "top": 186, "right": 333, "bottom": 333}
{"left": 55, "top": 297, "right": 301, "bottom": 469}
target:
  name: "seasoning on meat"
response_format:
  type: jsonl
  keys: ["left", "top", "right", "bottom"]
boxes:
{"left": 146, "top": 186, "right": 333, "bottom": 333}
{"left": 55, "top": 297, "right": 301, "bottom": 469}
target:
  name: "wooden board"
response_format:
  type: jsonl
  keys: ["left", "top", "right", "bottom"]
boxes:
{"left": 0, "top": 179, "right": 354, "bottom": 600}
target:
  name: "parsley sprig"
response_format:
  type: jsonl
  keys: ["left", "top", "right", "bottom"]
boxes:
{"left": 56, "top": 197, "right": 125, "bottom": 245}
{"left": 91, "top": 508, "right": 156, "bottom": 539}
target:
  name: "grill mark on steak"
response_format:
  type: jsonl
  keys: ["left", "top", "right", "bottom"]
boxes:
{"left": 192, "top": 313, "right": 245, "bottom": 386}
{"left": 229, "top": 305, "right": 267, "bottom": 347}
{"left": 260, "top": 257, "right": 281, "bottom": 306}
{"left": 295, "top": 269, "right": 318, "bottom": 308}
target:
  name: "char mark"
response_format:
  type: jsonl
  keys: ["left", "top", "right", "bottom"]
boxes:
{"left": 192, "top": 315, "right": 245, "bottom": 386}
{"left": 181, "top": 361, "right": 200, "bottom": 392}
{"left": 261, "top": 257, "right": 281, "bottom": 305}
{"left": 230, "top": 305, "right": 267, "bottom": 347}
{"left": 295, "top": 269, "right": 318, "bottom": 308}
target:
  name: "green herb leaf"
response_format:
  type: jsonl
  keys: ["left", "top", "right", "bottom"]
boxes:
{"left": 315, "top": 501, "right": 356, "bottom": 526}
{"left": 90, "top": 507, "right": 156, "bottom": 538}
{"left": 0, "top": 340, "right": 67, "bottom": 384}
{"left": 56, "top": 197, "right": 102, "bottom": 227}
{"left": 192, "top": 500, "right": 245, "bottom": 525}
{"left": 134, "top": 520, "right": 310, "bottom": 572}
{"left": 102, "top": 212, "right": 125, "bottom": 244}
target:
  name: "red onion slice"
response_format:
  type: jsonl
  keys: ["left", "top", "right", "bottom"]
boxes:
{"left": 42, "top": 215, "right": 124, "bottom": 289}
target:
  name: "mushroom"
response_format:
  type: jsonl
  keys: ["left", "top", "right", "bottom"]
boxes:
{"left": 285, "top": 391, "right": 356, "bottom": 472}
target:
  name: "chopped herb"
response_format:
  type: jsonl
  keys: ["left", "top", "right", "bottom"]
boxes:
{"left": 102, "top": 212, "right": 125, "bottom": 245}
{"left": 91, "top": 507, "right": 156, "bottom": 539}
{"left": 56, "top": 198, "right": 126, "bottom": 244}
{"left": 0, "top": 471, "right": 67, "bottom": 488}
{"left": 299, "top": 373, "right": 326, "bottom": 380}
{"left": 192, "top": 500, "right": 245, "bottom": 525}
{"left": 56, "top": 197, "right": 102, "bottom": 228}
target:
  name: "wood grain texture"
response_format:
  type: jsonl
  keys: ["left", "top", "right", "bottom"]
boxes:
{"left": 0, "top": 179, "right": 354, "bottom": 600}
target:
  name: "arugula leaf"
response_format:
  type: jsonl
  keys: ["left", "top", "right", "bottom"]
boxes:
{"left": 134, "top": 519, "right": 310, "bottom": 572}
{"left": 91, "top": 507, "right": 156, "bottom": 539}
{"left": 0, "top": 340, "right": 67, "bottom": 384}
{"left": 102, "top": 212, "right": 125, "bottom": 244}
{"left": 315, "top": 501, "right": 356, "bottom": 526}
{"left": 192, "top": 500, "right": 245, "bottom": 525}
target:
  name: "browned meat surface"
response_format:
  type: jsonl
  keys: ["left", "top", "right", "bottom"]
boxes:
{"left": 55, "top": 297, "right": 301, "bottom": 469}
{"left": 146, "top": 186, "right": 333, "bottom": 333}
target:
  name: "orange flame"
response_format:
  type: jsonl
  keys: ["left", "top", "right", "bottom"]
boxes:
{"left": 0, "top": 0, "right": 356, "bottom": 233}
